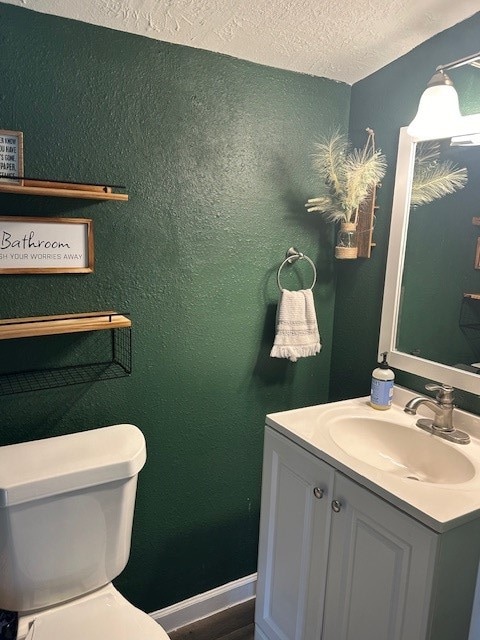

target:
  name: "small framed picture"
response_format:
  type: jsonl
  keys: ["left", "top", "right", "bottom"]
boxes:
{"left": 0, "top": 130, "right": 24, "bottom": 185}
{"left": 0, "top": 216, "right": 94, "bottom": 274}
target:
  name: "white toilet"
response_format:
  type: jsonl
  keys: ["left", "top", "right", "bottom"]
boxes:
{"left": 0, "top": 423, "right": 171, "bottom": 640}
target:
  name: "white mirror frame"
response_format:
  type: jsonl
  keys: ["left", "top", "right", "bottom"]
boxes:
{"left": 379, "top": 116, "right": 480, "bottom": 396}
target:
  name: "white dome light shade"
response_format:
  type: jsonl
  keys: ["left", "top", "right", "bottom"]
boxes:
{"left": 407, "top": 74, "right": 462, "bottom": 138}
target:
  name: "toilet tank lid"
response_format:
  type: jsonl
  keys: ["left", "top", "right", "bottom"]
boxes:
{"left": 0, "top": 424, "right": 146, "bottom": 507}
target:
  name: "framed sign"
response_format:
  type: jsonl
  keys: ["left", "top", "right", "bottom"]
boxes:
{"left": 0, "top": 130, "right": 24, "bottom": 185}
{"left": 0, "top": 217, "right": 94, "bottom": 274}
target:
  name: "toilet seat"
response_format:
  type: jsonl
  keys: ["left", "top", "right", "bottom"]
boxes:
{"left": 24, "top": 589, "right": 170, "bottom": 640}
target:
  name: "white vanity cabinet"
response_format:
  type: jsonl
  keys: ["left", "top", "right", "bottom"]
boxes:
{"left": 255, "top": 426, "right": 480, "bottom": 640}
{"left": 255, "top": 426, "right": 335, "bottom": 640}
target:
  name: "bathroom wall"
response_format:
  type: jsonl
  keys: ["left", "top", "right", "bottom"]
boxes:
{"left": 332, "top": 12, "right": 480, "bottom": 415}
{"left": 0, "top": 4, "right": 350, "bottom": 611}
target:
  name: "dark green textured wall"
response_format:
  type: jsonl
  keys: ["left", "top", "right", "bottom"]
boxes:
{"left": 0, "top": 4, "right": 350, "bottom": 611}
{"left": 332, "top": 13, "right": 480, "bottom": 414}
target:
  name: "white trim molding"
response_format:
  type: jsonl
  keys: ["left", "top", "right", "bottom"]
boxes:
{"left": 150, "top": 573, "right": 257, "bottom": 633}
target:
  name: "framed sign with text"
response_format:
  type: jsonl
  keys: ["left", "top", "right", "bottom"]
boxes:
{"left": 0, "top": 217, "right": 94, "bottom": 274}
{"left": 0, "top": 130, "right": 24, "bottom": 185}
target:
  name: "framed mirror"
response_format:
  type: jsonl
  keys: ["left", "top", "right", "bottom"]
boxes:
{"left": 379, "top": 115, "right": 480, "bottom": 395}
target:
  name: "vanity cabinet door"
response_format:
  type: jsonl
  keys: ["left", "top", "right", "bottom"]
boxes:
{"left": 322, "top": 471, "right": 437, "bottom": 640}
{"left": 255, "top": 428, "right": 334, "bottom": 640}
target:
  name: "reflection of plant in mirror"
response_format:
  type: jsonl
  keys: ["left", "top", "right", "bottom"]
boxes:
{"left": 411, "top": 142, "right": 468, "bottom": 207}
{"left": 305, "top": 128, "right": 387, "bottom": 224}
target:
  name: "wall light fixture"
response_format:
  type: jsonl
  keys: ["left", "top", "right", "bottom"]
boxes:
{"left": 407, "top": 51, "right": 480, "bottom": 138}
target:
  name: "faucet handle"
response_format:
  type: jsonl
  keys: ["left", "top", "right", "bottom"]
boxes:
{"left": 425, "top": 383, "right": 454, "bottom": 403}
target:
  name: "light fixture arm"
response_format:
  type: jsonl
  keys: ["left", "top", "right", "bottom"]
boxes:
{"left": 435, "top": 51, "right": 480, "bottom": 73}
{"left": 424, "top": 51, "right": 480, "bottom": 90}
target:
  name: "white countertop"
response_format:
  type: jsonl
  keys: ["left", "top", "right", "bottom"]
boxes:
{"left": 266, "top": 387, "right": 480, "bottom": 532}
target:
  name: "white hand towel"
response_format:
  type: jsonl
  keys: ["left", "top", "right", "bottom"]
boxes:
{"left": 270, "top": 289, "right": 321, "bottom": 362}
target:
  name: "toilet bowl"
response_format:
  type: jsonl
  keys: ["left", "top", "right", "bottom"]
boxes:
{"left": 0, "top": 424, "right": 170, "bottom": 640}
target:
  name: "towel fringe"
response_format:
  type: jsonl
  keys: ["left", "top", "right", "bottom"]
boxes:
{"left": 270, "top": 344, "right": 321, "bottom": 362}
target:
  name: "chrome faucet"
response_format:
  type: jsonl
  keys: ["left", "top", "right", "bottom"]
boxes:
{"left": 404, "top": 383, "right": 470, "bottom": 444}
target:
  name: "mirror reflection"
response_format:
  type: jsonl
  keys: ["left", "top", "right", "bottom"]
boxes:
{"left": 397, "top": 139, "right": 480, "bottom": 374}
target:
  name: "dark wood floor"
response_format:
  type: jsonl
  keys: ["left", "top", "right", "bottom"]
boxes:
{"left": 169, "top": 599, "right": 255, "bottom": 640}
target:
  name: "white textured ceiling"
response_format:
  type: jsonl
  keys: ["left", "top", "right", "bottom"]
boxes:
{"left": 2, "top": 0, "right": 479, "bottom": 84}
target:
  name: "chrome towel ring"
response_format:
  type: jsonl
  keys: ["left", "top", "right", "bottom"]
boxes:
{"left": 277, "top": 247, "right": 317, "bottom": 291}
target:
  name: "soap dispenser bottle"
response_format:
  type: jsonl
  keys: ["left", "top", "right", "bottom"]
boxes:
{"left": 370, "top": 352, "right": 395, "bottom": 410}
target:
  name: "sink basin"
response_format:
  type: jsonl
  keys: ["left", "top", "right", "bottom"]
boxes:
{"left": 266, "top": 393, "right": 480, "bottom": 528}
{"left": 328, "top": 417, "right": 475, "bottom": 484}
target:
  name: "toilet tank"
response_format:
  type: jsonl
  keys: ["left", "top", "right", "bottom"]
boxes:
{"left": 0, "top": 424, "right": 146, "bottom": 612}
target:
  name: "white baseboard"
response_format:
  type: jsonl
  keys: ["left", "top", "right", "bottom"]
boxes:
{"left": 254, "top": 624, "right": 269, "bottom": 640}
{"left": 150, "top": 573, "right": 257, "bottom": 633}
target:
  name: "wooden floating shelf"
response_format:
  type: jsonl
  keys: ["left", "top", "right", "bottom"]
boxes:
{"left": 0, "top": 311, "right": 131, "bottom": 340}
{"left": 0, "top": 179, "right": 128, "bottom": 201}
